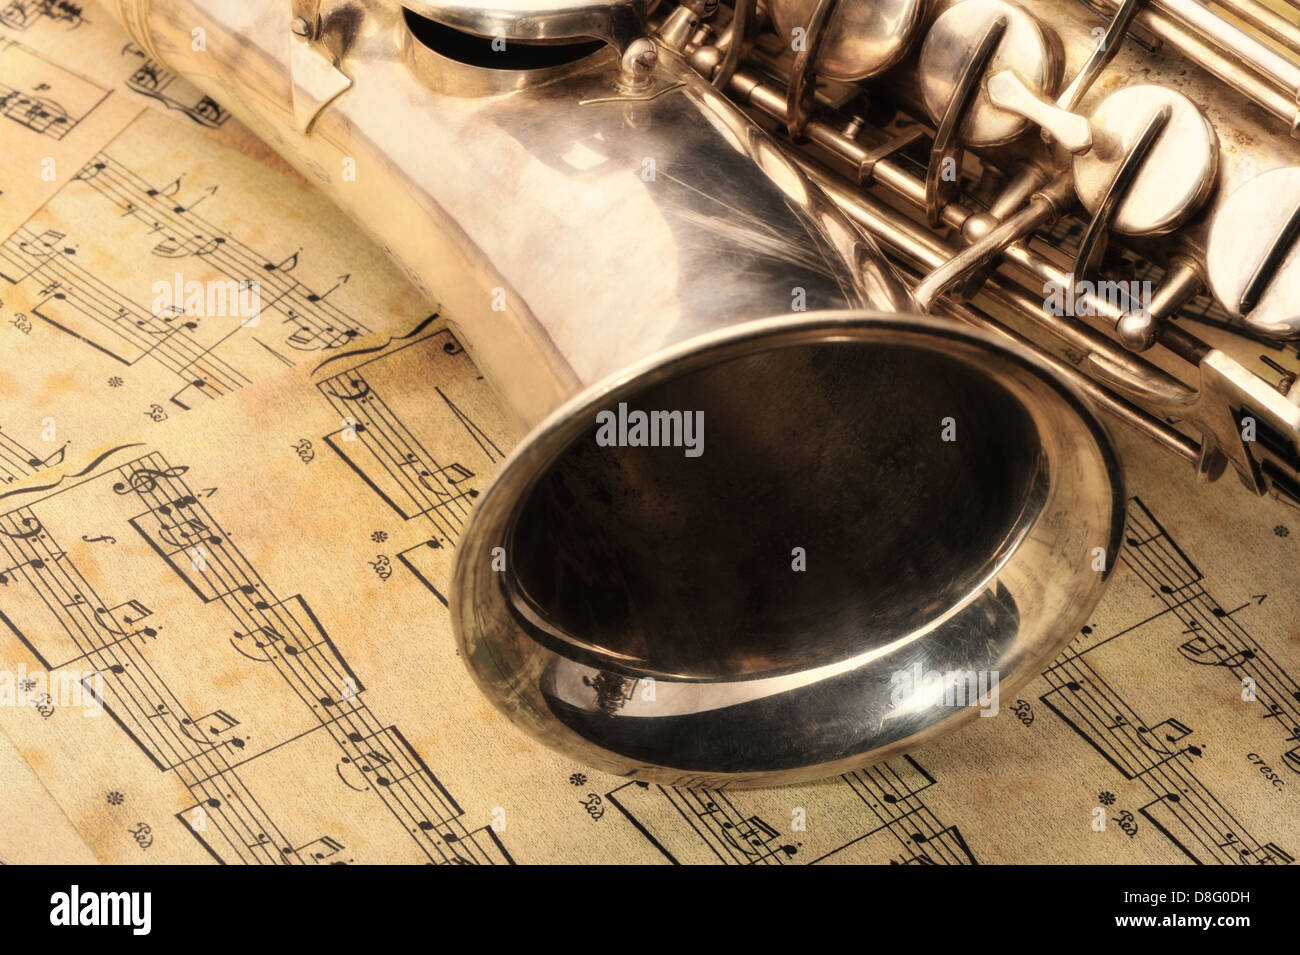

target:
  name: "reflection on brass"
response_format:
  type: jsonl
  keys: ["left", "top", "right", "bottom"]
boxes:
{"left": 102, "top": 0, "right": 1300, "bottom": 787}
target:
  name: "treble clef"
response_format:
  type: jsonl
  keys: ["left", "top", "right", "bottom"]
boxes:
{"left": 111, "top": 465, "right": 189, "bottom": 495}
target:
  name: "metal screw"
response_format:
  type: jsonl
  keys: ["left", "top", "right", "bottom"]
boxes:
{"left": 1260, "top": 355, "right": 1298, "bottom": 397}
{"left": 617, "top": 38, "right": 658, "bottom": 92}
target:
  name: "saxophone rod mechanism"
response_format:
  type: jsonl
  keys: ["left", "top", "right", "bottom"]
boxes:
{"left": 797, "top": 156, "right": 1203, "bottom": 469}
{"left": 1217, "top": 0, "right": 1300, "bottom": 52}
{"left": 1092, "top": 0, "right": 1300, "bottom": 135}
{"left": 934, "top": 295, "right": 1203, "bottom": 468}
{"left": 684, "top": 33, "right": 1245, "bottom": 472}
{"left": 718, "top": 62, "right": 1184, "bottom": 338}
{"left": 708, "top": 59, "right": 1206, "bottom": 397}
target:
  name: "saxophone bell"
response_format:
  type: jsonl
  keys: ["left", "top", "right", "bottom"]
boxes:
{"left": 104, "top": 0, "right": 1129, "bottom": 787}
{"left": 455, "top": 310, "right": 1123, "bottom": 786}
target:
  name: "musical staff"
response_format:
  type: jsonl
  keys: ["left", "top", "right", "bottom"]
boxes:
{"left": 0, "top": 451, "right": 511, "bottom": 864}
{"left": 0, "top": 224, "right": 253, "bottom": 401}
{"left": 313, "top": 325, "right": 507, "bottom": 598}
{"left": 0, "top": 37, "right": 107, "bottom": 140}
{"left": 121, "top": 43, "right": 230, "bottom": 129}
{"left": 1124, "top": 501, "right": 1300, "bottom": 762}
{"left": 0, "top": 1, "right": 85, "bottom": 32}
{"left": 1039, "top": 497, "right": 1293, "bottom": 865}
{"left": 74, "top": 153, "right": 371, "bottom": 352}
{"left": 606, "top": 756, "right": 975, "bottom": 866}
{"left": 0, "top": 141, "right": 385, "bottom": 410}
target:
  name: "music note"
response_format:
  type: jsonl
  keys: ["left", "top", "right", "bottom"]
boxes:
{"left": 169, "top": 379, "right": 211, "bottom": 409}
{"left": 723, "top": 814, "right": 779, "bottom": 853}
{"left": 346, "top": 749, "right": 393, "bottom": 785}
{"left": 265, "top": 250, "right": 299, "bottom": 272}
{"left": 294, "top": 835, "right": 346, "bottom": 864}
{"left": 286, "top": 324, "right": 358, "bottom": 351}
{"left": 203, "top": 709, "right": 240, "bottom": 736}
{"left": 17, "top": 228, "right": 66, "bottom": 255}
{"left": 229, "top": 583, "right": 270, "bottom": 610}
{"left": 179, "top": 709, "right": 243, "bottom": 748}
{"left": 145, "top": 176, "right": 182, "bottom": 199}
{"left": 1177, "top": 635, "right": 1255, "bottom": 668}
{"left": 1258, "top": 842, "right": 1295, "bottom": 865}
{"left": 157, "top": 517, "right": 222, "bottom": 549}
{"left": 24, "top": 442, "right": 68, "bottom": 469}
{"left": 93, "top": 599, "right": 158, "bottom": 638}
{"left": 1154, "top": 717, "right": 1190, "bottom": 743}
{"left": 231, "top": 625, "right": 283, "bottom": 651}
{"left": 0, "top": 555, "right": 47, "bottom": 585}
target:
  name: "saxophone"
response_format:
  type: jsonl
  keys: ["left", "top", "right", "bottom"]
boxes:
{"left": 103, "top": 0, "right": 1300, "bottom": 787}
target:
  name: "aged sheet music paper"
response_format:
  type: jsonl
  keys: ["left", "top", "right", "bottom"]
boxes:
{"left": 0, "top": 727, "right": 98, "bottom": 864}
{"left": 0, "top": 4, "right": 428, "bottom": 461}
{"left": 0, "top": 2, "right": 1297, "bottom": 865}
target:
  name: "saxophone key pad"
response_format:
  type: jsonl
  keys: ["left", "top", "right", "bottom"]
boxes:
{"left": 918, "top": 0, "right": 1061, "bottom": 148}
{"left": 766, "top": 0, "right": 924, "bottom": 82}
{"left": 1206, "top": 166, "right": 1300, "bottom": 340}
{"left": 1073, "top": 85, "right": 1219, "bottom": 237}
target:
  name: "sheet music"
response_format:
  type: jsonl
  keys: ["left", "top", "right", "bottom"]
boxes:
{"left": 0, "top": 6, "right": 429, "bottom": 465}
{"left": 0, "top": 3, "right": 1297, "bottom": 865}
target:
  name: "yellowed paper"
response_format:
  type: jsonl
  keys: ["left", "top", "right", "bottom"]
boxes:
{"left": 0, "top": 724, "right": 98, "bottom": 864}
{"left": 0, "top": 7, "right": 428, "bottom": 468}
